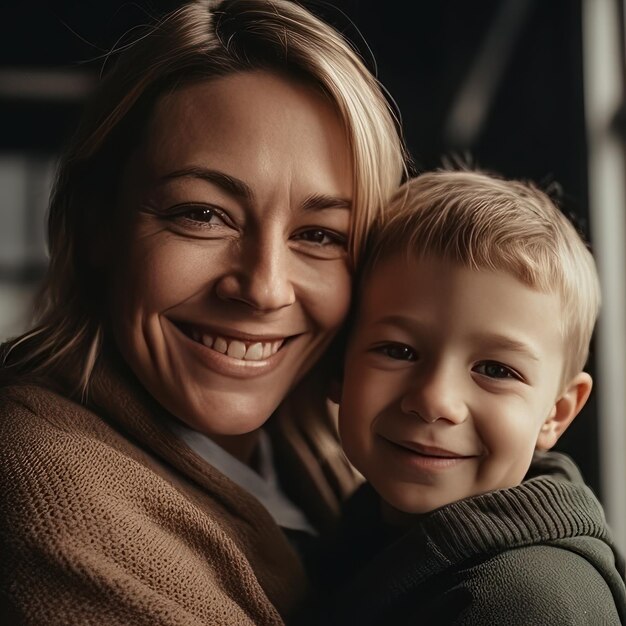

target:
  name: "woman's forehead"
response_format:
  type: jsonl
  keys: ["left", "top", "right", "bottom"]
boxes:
{"left": 127, "top": 71, "right": 353, "bottom": 202}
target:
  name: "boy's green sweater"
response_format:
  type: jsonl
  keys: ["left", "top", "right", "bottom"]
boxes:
{"left": 309, "top": 453, "right": 626, "bottom": 625}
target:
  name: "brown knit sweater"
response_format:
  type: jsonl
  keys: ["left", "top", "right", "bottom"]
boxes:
{"left": 0, "top": 358, "right": 327, "bottom": 625}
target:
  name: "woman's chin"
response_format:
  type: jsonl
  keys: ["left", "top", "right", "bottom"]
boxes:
{"left": 155, "top": 383, "right": 279, "bottom": 436}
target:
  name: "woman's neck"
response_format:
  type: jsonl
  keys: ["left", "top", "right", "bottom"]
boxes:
{"left": 209, "top": 430, "right": 262, "bottom": 468}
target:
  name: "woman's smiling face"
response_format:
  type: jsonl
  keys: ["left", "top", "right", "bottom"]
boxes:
{"left": 106, "top": 71, "right": 353, "bottom": 458}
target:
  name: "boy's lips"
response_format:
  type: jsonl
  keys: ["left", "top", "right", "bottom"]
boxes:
{"left": 379, "top": 436, "right": 476, "bottom": 472}
{"left": 394, "top": 439, "right": 474, "bottom": 459}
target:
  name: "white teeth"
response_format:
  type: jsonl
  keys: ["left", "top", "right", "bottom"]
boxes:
{"left": 192, "top": 329, "right": 286, "bottom": 361}
{"left": 227, "top": 340, "right": 247, "bottom": 359}
{"left": 244, "top": 343, "right": 264, "bottom": 361}
{"left": 213, "top": 337, "right": 228, "bottom": 354}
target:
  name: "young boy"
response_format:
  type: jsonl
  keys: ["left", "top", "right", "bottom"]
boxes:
{"left": 317, "top": 170, "right": 626, "bottom": 625}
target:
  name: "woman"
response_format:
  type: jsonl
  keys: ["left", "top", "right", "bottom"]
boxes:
{"left": 0, "top": 1, "right": 407, "bottom": 624}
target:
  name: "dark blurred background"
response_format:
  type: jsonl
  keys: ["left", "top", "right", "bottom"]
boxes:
{"left": 0, "top": 1, "right": 590, "bottom": 190}
{"left": 1, "top": 0, "right": 624, "bottom": 548}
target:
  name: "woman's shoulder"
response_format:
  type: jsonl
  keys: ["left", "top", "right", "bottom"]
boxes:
{"left": 0, "top": 378, "right": 154, "bottom": 539}
{"left": 1, "top": 377, "right": 85, "bottom": 418}
{"left": 0, "top": 381, "right": 121, "bottom": 506}
{"left": 0, "top": 380, "right": 116, "bottom": 456}
{"left": 0, "top": 380, "right": 288, "bottom": 625}
{"left": 1, "top": 381, "right": 88, "bottom": 445}
{"left": 0, "top": 382, "right": 120, "bottom": 570}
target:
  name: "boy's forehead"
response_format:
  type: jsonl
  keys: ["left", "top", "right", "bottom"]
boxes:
{"left": 355, "top": 252, "right": 565, "bottom": 346}
{"left": 361, "top": 249, "right": 555, "bottom": 302}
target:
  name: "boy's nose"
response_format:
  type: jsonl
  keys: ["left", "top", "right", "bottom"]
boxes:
{"left": 400, "top": 366, "right": 468, "bottom": 425}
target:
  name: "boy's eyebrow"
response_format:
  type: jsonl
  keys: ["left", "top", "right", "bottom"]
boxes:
{"left": 471, "top": 333, "right": 541, "bottom": 361}
{"left": 373, "top": 317, "right": 541, "bottom": 362}
{"left": 373, "top": 315, "right": 419, "bottom": 332}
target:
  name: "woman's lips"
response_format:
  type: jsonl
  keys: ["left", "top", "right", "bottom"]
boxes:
{"left": 174, "top": 321, "right": 293, "bottom": 360}
{"left": 192, "top": 330, "right": 284, "bottom": 362}
{"left": 168, "top": 320, "right": 299, "bottom": 378}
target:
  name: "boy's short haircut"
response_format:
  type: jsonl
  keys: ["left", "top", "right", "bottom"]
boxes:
{"left": 364, "top": 169, "right": 601, "bottom": 385}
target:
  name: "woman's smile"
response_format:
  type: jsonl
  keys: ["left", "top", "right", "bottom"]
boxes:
{"left": 168, "top": 318, "right": 300, "bottom": 378}
{"left": 107, "top": 71, "right": 353, "bottom": 449}
{"left": 174, "top": 319, "right": 292, "bottom": 360}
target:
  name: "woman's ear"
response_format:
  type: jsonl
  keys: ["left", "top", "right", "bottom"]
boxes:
{"left": 536, "top": 372, "right": 593, "bottom": 450}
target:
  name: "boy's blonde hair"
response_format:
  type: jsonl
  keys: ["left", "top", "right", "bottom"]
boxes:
{"left": 364, "top": 169, "right": 601, "bottom": 384}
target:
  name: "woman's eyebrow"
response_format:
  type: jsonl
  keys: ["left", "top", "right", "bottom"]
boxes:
{"left": 301, "top": 193, "right": 352, "bottom": 212}
{"left": 158, "top": 168, "right": 351, "bottom": 212}
{"left": 158, "top": 167, "right": 253, "bottom": 201}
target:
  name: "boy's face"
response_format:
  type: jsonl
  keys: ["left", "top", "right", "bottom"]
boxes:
{"left": 338, "top": 254, "right": 587, "bottom": 517}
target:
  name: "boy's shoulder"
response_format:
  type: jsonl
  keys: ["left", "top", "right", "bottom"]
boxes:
{"left": 322, "top": 475, "right": 625, "bottom": 625}
{"left": 446, "top": 539, "right": 625, "bottom": 625}
{"left": 324, "top": 505, "right": 625, "bottom": 626}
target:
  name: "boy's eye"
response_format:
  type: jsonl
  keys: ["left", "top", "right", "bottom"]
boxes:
{"left": 377, "top": 343, "right": 417, "bottom": 361}
{"left": 473, "top": 361, "right": 520, "bottom": 380}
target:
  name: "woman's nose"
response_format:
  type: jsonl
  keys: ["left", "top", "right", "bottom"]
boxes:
{"left": 400, "top": 365, "right": 468, "bottom": 425}
{"left": 215, "top": 233, "right": 296, "bottom": 312}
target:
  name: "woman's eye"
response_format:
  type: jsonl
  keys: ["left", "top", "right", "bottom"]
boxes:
{"left": 473, "top": 361, "right": 520, "bottom": 380}
{"left": 294, "top": 228, "right": 346, "bottom": 247}
{"left": 171, "top": 204, "right": 230, "bottom": 227}
{"left": 377, "top": 343, "right": 417, "bottom": 361}
{"left": 183, "top": 207, "right": 221, "bottom": 223}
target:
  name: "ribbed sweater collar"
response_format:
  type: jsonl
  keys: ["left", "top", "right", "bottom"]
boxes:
{"left": 414, "top": 476, "right": 609, "bottom": 563}
{"left": 333, "top": 476, "right": 618, "bottom": 613}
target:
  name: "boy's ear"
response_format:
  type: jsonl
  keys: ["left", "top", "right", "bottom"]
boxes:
{"left": 536, "top": 372, "right": 593, "bottom": 450}
{"left": 327, "top": 378, "right": 342, "bottom": 405}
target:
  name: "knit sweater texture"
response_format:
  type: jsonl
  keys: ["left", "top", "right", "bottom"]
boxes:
{"left": 0, "top": 357, "right": 319, "bottom": 626}
{"left": 303, "top": 468, "right": 626, "bottom": 625}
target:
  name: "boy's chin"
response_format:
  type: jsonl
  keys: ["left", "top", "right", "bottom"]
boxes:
{"left": 379, "top": 497, "right": 444, "bottom": 526}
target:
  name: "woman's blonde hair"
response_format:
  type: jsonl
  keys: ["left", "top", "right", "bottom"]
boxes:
{"left": 2, "top": 0, "right": 408, "bottom": 394}
{"left": 364, "top": 169, "right": 601, "bottom": 384}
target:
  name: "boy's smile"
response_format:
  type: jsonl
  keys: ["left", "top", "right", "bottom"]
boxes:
{"left": 338, "top": 253, "right": 588, "bottom": 518}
